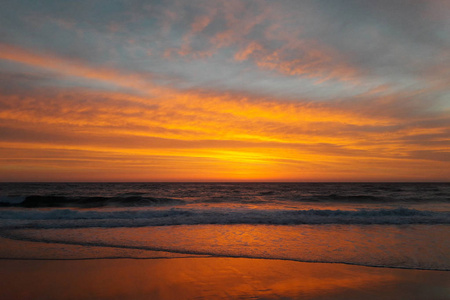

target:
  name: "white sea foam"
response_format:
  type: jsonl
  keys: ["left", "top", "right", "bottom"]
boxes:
{"left": 0, "top": 207, "right": 449, "bottom": 229}
{"left": 1, "top": 183, "right": 449, "bottom": 271}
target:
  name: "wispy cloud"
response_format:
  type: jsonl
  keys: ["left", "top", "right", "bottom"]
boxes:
{"left": 0, "top": 0, "right": 449, "bottom": 181}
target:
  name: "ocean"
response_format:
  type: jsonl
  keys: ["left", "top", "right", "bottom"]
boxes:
{"left": 1, "top": 182, "right": 449, "bottom": 271}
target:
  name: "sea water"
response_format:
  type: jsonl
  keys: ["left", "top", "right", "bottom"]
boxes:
{"left": 0, "top": 182, "right": 449, "bottom": 270}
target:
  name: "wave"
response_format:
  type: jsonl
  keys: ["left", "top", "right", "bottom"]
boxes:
{"left": 0, "top": 195, "right": 185, "bottom": 208}
{"left": 1, "top": 224, "right": 449, "bottom": 271}
{"left": 285, "top": 194, "right": 450, "bottom": 203}
{"left": 1, "top": 207, "right": 449, "bottom": 229}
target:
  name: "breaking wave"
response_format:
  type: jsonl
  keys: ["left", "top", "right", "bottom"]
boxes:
{"left": 1, "top": 207, "right": 449, "bottom": 229}
{"left": 0, "top": 195, "right": 185, "bottom": 208}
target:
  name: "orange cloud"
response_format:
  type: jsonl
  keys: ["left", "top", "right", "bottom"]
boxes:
{"left": 0, "top": 43, "right": 449, "bottom": 181}
{"left": 234, "top": 39, "right": 358, "bottom": 82}
{"left": 1, "top": 83, "right": 449, "bottom": 181}
{"left": 158, "top": 1, "right": 360, "bottom": 82}
{"left": 0, "top": 43, "right": 168, "bottom": 96}
{"left": 191, "top": 15, "right": 213, "bottom": 33}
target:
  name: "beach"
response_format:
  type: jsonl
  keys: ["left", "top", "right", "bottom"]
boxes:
{"left": 2, "top": 0, "right": 450, "bottom": 298}
{"left": 1, "top": 256, "right": 449, "bottom": 300}
{"left": 1, "top": 182, "right": 449, "bottom": 299}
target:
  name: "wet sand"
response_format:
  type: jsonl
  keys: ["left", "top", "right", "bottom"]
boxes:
{"left": 1, "top": 257, "right": 449, "bottom": 300}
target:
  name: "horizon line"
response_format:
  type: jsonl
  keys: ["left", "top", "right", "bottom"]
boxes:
{"left": 1, "top": 181, "right": 449, "bottom": 184}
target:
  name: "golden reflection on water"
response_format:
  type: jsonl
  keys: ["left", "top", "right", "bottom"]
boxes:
{"left": 1, "top": 257, "right": 449, "bottom": 300}
{"left": 2, "top": 223, "right": 450, "bottom": 299}
{"left": 14, "top": 224, "right": 449, "bottom": 270}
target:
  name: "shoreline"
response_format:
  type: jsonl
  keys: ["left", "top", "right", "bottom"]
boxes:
{"left": 1, "top": 255, "right": 449, "bottom": 272}
{"left": 1, "top": 257, "right": 449, "bottom": 300}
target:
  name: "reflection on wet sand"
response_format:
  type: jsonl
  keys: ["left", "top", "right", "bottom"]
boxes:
{"left": 10, "top": 224, "right": 449, "bottom": 270}
{"left": 1, "top": 257, "right": 449, "bottom": 300}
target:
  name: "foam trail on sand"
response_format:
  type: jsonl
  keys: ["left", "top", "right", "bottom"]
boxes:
{"left": 2, "top": 224, "right": 449, "bottom": 271}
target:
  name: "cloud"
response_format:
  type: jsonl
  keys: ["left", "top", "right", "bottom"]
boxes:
{"left": 1, "top": 79, "right": 448, "bottom": 162}
{"left": 0, "top": 43, "right": 165, "bottom": 95}
{"left": 1, "top": 0, "right": 449, "bottom": 181}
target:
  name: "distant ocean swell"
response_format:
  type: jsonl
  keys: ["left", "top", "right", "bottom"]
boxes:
{"left": 1, "top": 207, "right": 449, "bottom": 229}
{"left": 0, "top": 195, "right": 184, "bottom": 208}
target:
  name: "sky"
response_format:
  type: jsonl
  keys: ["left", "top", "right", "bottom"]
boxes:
{"left": 0, "top": 0, "right": 449, "bottom": 182}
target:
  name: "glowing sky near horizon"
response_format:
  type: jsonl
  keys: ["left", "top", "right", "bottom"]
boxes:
{"left": 0, "top": 0, "right": 449, "bottom": 181}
